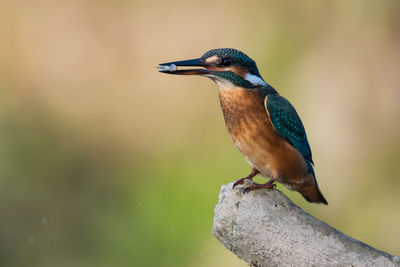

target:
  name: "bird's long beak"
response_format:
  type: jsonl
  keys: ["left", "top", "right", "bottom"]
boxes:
{"left": 157, "top": 58, "right": 211, "bottom": 75}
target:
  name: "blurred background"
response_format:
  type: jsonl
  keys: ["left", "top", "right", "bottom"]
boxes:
{"left": 1, "top": 0, "right": 399, "bottom": 266}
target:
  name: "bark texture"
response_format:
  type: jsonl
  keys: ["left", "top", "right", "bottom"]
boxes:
{"left": 212, "top": 182, "right": 400, "bottom": 267}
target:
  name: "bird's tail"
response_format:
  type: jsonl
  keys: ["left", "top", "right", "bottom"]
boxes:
{"left": 297, "top": 161, "right": 328, "bottom": 205}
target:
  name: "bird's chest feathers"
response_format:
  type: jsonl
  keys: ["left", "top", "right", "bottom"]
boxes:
{"left": 218, "top": 88, "right": 276, "bottom": 153}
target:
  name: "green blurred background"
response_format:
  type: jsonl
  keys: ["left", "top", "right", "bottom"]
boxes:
{"left": 1, "top": 0, "right": 399, "bottom": 266}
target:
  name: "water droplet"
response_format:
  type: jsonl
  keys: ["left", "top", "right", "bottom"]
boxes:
{"left": 29, "top": 236, "right": 35, "bottom": 243}
{"left": 42, "top": 217, "right": 47, "bottom": 223}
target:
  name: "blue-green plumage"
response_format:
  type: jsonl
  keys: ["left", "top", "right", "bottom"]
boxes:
{"left": 211, "top": 71, "right": 256, "bottom": 88}
{"left": 266, "top": 94, "right": 313, "bottom": 164}
{"left": 201, "top": 48, "right": 262, "bottom": 77}
{"left": 265, "top": 93, "right": 325, "bottom": 203}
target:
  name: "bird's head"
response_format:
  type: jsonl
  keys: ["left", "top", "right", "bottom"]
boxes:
{"left": 158, "top": 48, "right": 267, "bottom": 89}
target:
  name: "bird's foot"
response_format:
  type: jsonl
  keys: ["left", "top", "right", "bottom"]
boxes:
{"left": 243, "top": 180, "right": 276, "bottom": 194}
{"left": 232, "top": 169, "right": 260, "bottom": 189}
{"left": 232, "top": 178, "right": 248, "bottom": 189}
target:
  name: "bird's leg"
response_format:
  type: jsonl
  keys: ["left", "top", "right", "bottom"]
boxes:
{"left": 243, "top": 179, "right": 276, "bottom": 194}
{"left": 232, "top": 169, "right": 259, "bottom": 189}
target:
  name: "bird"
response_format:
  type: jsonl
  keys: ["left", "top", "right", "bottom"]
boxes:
{"left": 158, "top": 48, "right": 327, "bottom": 205}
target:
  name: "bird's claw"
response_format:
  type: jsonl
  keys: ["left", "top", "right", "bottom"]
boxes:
{"left": 243, "top": 187, "right": 251, "bottom": 194}
{"left": 242, "top": 182, "right": 276, "bottom": 194}
{"left": 232, "top": 179, "right": 246, "bottom": 189}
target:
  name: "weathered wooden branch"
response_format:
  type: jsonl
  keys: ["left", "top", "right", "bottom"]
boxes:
{"left": 212, "top": 182, "right": 400, "bottom": 267}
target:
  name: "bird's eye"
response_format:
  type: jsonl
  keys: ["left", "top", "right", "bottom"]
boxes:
{"left": 221, "top": 58, "right": 233, "bottom": 67}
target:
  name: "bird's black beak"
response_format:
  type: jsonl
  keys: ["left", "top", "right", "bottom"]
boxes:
{"left": 157, "top": 58, "right": 211, "bottom": 75}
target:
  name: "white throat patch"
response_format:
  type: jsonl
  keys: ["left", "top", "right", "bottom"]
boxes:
{"left": 206, "top": 75, "right": 235, "bottom": 90}
{"left": 245, "top": 73, "right": 267, "bottom": 86}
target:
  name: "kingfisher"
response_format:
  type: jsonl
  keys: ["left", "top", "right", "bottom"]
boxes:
{"left": 158, "top": 48, "right": 327, "bottom": 205}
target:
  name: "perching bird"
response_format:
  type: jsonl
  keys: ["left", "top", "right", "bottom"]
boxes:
{"left": 158, "top": 48, "right": 327, "bottom": 205}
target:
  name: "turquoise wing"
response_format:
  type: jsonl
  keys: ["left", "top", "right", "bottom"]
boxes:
{"left": 265, "top": 94, "right": 313, "bottom": 164}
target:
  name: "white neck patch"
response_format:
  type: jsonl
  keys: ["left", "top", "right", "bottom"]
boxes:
{"left": 245, "top": 73, "right": 267, "bottom": 86}
{"left": 206, "top": 75, "right": 236, "bottom": 91}
{"left": 214, "top": 78, "right": 235, "bottom": 90}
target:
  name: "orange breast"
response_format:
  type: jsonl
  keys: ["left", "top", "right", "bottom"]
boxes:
{"left": 218, "top": 88, "right": 308, "bottom": 184}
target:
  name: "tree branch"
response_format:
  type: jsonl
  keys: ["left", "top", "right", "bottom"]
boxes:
{"left": 212, "top": 182, "right": 400, "bottom": 267}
